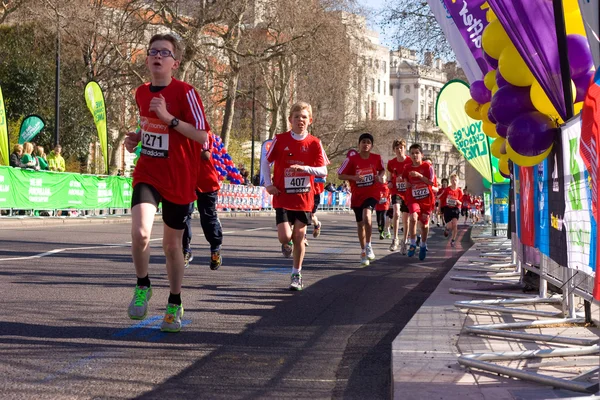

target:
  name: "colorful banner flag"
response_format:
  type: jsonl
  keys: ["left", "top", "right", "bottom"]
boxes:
{"left": 436, "top": 80, "right": 492, "bottom": 182}
{"left": 519, "top": 166, "right": 535, "bottom": 247}
{"left": 441, "top": 0, "right": 491, "bottom": 78}
{"left": 491, "top": 183, "right": 509, "bottom": 225}
{"left": 0, "top": 86, "right": 8, "bottom": 166}
{"left": 561, "top": 116, "right": 596, "bottom": 276}
{"left": 18, "top": 115, "right": 45, "bottom": 144}
{"left": 514, "top": 165, "right": 521, "bottom": 239}
{"left": 536, "top": 159, "right": 551, "bottom": 257}
{"left": 425, "top": 0, "right": 486, "bottom": 83}
{"left": 84, "top": 81, "right": 108, "bottom": 174}
{"left": 578, "top": 0, "right": 600, "bottom": 67}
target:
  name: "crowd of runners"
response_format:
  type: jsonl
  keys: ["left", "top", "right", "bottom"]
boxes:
{"left": 123, "top": 33, "right": 485, "bottom": 333}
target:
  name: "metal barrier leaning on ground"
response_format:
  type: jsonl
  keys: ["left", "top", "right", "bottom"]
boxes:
{"left": 448, "top": 116, "right": 600, "bottom": 394}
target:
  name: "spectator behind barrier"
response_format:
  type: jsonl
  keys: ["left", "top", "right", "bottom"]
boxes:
{"left": 48, "top": 144, "right": 66, "bottom": 172}
{"left": 36, "top": 146, "right": 49, "bottom": 170}
{"left": 21, "top": 142, "right": 40, "bottom": 171}
{"left": 9, "top": 144, "right": 27, "bottom": 168}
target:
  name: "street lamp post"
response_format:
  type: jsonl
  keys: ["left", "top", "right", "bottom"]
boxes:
{"left": 250, "top": 72, "right": 256, "bottom": 180}
{"left": 414, "top": 112, "right": 418, "bottom": 144}
{"left": 54, "top": 7, "right": 60, "bottom": 147}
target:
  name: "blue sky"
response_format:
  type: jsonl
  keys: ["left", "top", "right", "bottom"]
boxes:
{"left": 357, "top": 0, "right": 395, "bottom": 46}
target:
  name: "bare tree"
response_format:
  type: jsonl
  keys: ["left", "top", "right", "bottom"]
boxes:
{"left": 379, "top": 0, "right": 453, "bottom": 60}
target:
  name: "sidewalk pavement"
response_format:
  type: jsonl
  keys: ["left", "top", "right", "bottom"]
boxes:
{"left": 392, "top": 225, "right": 600, "bottom": 400}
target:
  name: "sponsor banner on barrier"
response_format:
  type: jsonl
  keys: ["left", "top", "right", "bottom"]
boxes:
{"left": 536, "top": 159, "right": 550, "bottom": 257}
{"left": 514, "top": 165, "right": 520, "bottom": 239}
{"left": 562, "top": 117, "right": 596, "bottom": 275}
{"left": 508, "top": 163, "right": 516, "bottom": 237}
{"left": 548, "top": 132, "right": 568, "bottom": 267}
{"left": 491, "top": 184, "right": 509, "bottom": 225}
{"left": 519, "top": 166, "right": 535, "bottom": 247}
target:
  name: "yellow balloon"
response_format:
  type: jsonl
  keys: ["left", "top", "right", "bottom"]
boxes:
{"left": 465, "top": 99, "right": 482, "bottom": 120}
{"left": 563, "top": 0, "right": 580, "bottom": 15}
{"left": 499, "top": 155, "right": 510, "bottom": 175}
{"left": 491, "top": 137, "right": 505, "bottom": 159}
{"left": 491, "top": 84, "right": 500, "bottom": 96}
{"left": 498, "top": 44, "right": 534, "bottom": 87}
{"left": 530, "top": 79, "right": 576, "bottom": 118}
{"left": 480, "top": 102, "right": 492, "bottom": 123}
{"left": 483, "top": 121, "right": 499, "bottom": 139}
{"left": 482, "top": 19, "right": 511, "bottom": 60}
{"left": 506, "top": 141, "right": 553, "bottom": 167}
{"left": 484, "top": 70, "right": 497, "bottom": 90}
{"left": 574, "top": 101, "right": 583, "bottom": 115}
{"left": 486, "top": 9, "right": 497, "bottom": 23}
{"left": 565, "top": 10, "right": 587, "bottom": 36}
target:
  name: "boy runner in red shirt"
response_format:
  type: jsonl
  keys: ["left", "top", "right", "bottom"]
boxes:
{"left": 386, "top": 138, "right": 412, "bottom": 254}
{"left": 375, "top": 181, "right": 391, "bottom": 240}
{"left": 402, "top": 144, "right": 436, "bottom": 260}
{"left": 311, "top": 177, "right": 326, "bottom": 238}
{"left": 263, "top": 102, "right": 329, "bottom": 291}
{"left": 461, "top": 189, "right": 471, "bottom": 225}
{"left": 438, "top": 173, "right": 463, "bottom": 247}
{"left": 338, "top": 133, "right": 386, "bottom": 266}
{"left": 182, "top": 132, "right": 223, "bottom": 270}
{"left": 124, "top": 34, "right": 209, "bottom": 332}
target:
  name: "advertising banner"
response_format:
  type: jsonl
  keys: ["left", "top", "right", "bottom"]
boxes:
{"left": 536, "top": 159, "right": 550, "bottom": 257}
{"left": 548, "top": 132, "right": 568, "bottom": 267}
{"left": 84, "top": 81, "right": 108, "bottom": 174}
{"left": 18, "top": 115, "right": 45, "bottom": 144}
{"left": 519, "top": 166, "right": 535, "bottom": 247}
{"left": 562, "top": 117, "right": 596, "bottom": 275}
{"left": 514, "top": 165, "right": 521, "bottom": 239}
{"left": 436, "top": 80, "right": 492, "bottom": 182}
{"left": 441, "top": 0, "right": 491, "bottom": 77}
{"left": 426, "top": 0, "right": 485, "bottom": 83}
{"left": 491, "top": 183, "right": 509, "bottom": 225}
{"left": 0, "top": 86, "right": 8, "bottom": 166}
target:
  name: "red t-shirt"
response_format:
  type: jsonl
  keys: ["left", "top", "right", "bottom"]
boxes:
{"left": 402, "top": 162, "right": 435, "bottom": 209}
{"left": 375, "top": 183, "right": 390, "bottom": 211}
{"left": 387, "top": 156, "right": 412, "bottom": 198}
{"left": 196, "top": 133, "right": 220, "bottom": 193}
{"left": 338, "top": 152, "right": 385, "bottom": 208}
{"left": 440, "top": 187, "right": 463, "bottom": 209}
{"left": 314, "top": 181, "right": 325, "bottom": 195}
{"left": 474, "top": 198, "right": 482, "bottom": 210}
{"left": 462, "top": 193, "right": 471, "bottom": 208}
{"left": 133, "top": 78, "right": 209, "bottom": 205}
{"left": 266, "top": 131, "right": 329, "bottom": 211}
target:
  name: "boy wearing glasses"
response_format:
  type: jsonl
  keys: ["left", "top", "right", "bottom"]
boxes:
{"left": 402, "top": 144, "right": 436, "bottom": 260}
{"left": 338, "top": 133, "right": 386, "bottom": 266}
{"left": 124, "top": 33, "right": 209, "bottom": 332}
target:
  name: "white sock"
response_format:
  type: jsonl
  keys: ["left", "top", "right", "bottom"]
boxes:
{"left": 421, "top": 241, "right": 427, "bottom": 248}
{"left": 366, "top": 242, "right": 371, "bottom": 248}
{"left": 292, "top": 268, "right": 300, "bottom": 275}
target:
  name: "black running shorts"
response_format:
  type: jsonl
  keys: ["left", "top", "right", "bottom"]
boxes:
{"left": 131, "top": 183, "right": 190, "bottom": 230}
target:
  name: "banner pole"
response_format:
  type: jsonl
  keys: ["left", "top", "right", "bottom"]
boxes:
{"left": 552, "top": 0, "right": 575, "bottom": 120}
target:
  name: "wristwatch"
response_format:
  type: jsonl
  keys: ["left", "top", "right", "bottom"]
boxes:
{"left": 169, "top": 118, "right": 179, "bottom": 129}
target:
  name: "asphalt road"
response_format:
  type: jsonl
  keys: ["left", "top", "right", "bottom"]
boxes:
{"left": 0, "top": 213, "right": 471, "bottom": 399}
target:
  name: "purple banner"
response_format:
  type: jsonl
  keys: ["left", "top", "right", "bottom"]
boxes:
{"left": 443, "top": 0, "right": 492, "bottom": 76}
{"left": 488, "top": 1, "right": 567, "bottom": 121}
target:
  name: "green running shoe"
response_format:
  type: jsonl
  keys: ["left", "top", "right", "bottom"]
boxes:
{"left": 160, "top": 303, "right": 184, "bottom": 332}
{"left": 128, "top": 285, "right": 152, "bottom": 320}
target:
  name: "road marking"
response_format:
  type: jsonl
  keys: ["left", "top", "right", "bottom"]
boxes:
{"left": 244, "top": 227, "right": 271, "bottom": 232}
{"left": 0, "top": 245, "right": 127, "bottom": 262}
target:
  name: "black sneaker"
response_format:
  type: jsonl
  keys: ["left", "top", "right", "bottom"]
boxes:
{"left": 184, "top": 251, "right": 193, "bottom": 269}
{"left": 210, "top": 250, "right": 222, "bottom": 270}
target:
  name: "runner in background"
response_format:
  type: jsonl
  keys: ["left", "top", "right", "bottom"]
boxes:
{"left": 262, "top": 101, "right": 329, "bottom": 291}
{"left": 438, "top": 178, "right": 449, "bottom": 235}
{"left": 338, "top": 133, "right": 386, "bottom": 266}
{"left": 386, "top": 139, "right": 411, "bottom": 254}
{"left": 438, "top": 173, "right": 463, "bottom": 247}
{"left": 472, "top": 195, "right": 481, "bottom": 224}
{"left": 311, "top": 176, "right": 326, "bottom": 239}
{"left": 461, "top": 188, "right": 471, "bottom": 225}
{"left": 375, "top": 181, "right": 391, "bottom": 240}
{"left": 403, "top": 144, "right": 435, "bottom": 260}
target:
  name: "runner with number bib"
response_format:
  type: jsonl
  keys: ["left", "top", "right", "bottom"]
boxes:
{"left": 262, "top": 102, "right": 329, "bottom": 291}
{"left": 386, "top": 138, "right": 412, "bottom": 254}
{"left": 375, "top": 181, "right": 391, "bottom": 240}
{"left": 402, "top": 144, "right": 436, "bottom": 261}
{"left": 338, "top": 133, "right": 386, "bottom": 266}
{"left": 438, "top": 174, "right": 463, "bottom": 247}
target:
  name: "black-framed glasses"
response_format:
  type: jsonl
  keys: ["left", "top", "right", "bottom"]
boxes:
{"left": 147, "top": 48, "right": 175, "bottom": 58}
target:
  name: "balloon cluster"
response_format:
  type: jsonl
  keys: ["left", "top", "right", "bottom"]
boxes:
{"left": 211, "top": 135, "right": 244, "bottom": 184}
{"left": 464, "top": 2, "right": 594, "bottom": 175}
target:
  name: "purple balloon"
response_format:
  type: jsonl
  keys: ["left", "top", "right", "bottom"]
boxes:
{"left": 567, "top": 34, "right": 594, "bottom": 79}
{"left": 470, "top": 80, "right": 491, "bottom": 104}
{"left": 495, "top": 71, "right": 509, "bottom": 88}
{"left": 488, "top": 109, "right": 497, "bottom": 124}
{"left": 484, "top": 52, "right": 499, "bottom": 69}
{"left": 496, "top": 123, "right": 509, "bottom": 138}
{"left": 507, "top": 111, "right": 557, "bottom": 156}
{"left": 574, "top": 69, "right": 594, "bottom": 103}
{"left": 500, "top": 171, "right": 511, "bottom": 179}
{"left": 490, "top": 84, "right": 536, "bottom": 126}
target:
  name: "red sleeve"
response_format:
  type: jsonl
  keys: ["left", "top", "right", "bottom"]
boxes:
{"left": 266, "top": 135, "right": 279, "bottom": 163}
{"left": 182, "top": 87, "right": 210, "bottom": 132}
{"left": 312, "top": 139, "right": 329, "bottom": 167}
{"left": 337, "top": 156, "right": 354, "bottom": 175}
{"left": 377, "top": 155, "right": 385, "bottom": 173}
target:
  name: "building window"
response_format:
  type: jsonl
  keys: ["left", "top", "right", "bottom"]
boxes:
{"left": 365, "top": 77, "right": 368, "bottom": 91}
{"left": 384, "top": 102, "right": 387, "bottom": 117}
{"left": 378, "top": 79, "right": 381, "bottom": 94}
{"left": 383, "top": 61, "right": 386, "bottom": 73}
{"left": 421, "top": 87, "right": 425, "bottom": 97}
{"left": 368, "top": 58, "right": 372, "bottom": 67}
{"left": 437, "top": 145, "right": 441, "bottom": 151}
{"left": 375, "top": 59, "right": 379, "bottom": 69}
{"left": 383, "top": 81, "right": 386, "bottom": 95}
{"left": 405, "top": 85, "right": 410, "bottom": 93}
{"left": 421, "top": 103, "right": 425, "bottom": 115}
{"left": 371, "top": 78, "right": 375, "bottom": 92}
{"left": 428, "top": 90, "right": 432, "bottom": 98}
{"left": 429, "top": 105, "right": 433, "bottom": 117}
